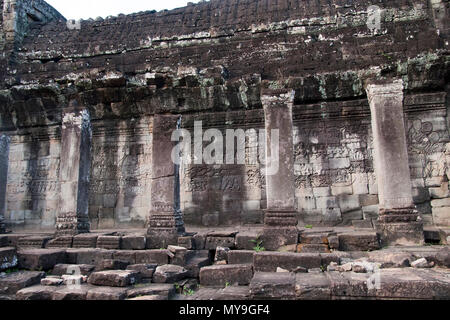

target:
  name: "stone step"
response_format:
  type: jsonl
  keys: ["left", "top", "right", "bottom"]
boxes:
{"left": 249, "top": 272, "right": 296, "bottom": 300}
{"left": 153, "top": 264, "right": 189, "bottom": 283}
{"left": 17, "top": 249, "right": 66, "bottom": 271}
{"left": 338, "top": 231, "right": 380, "bottom": 251}
{"left": 126, "top": 283, "right": 175, "bottom": 299}
{"left": 227, "top": 250, "right": 255, "bottom": 265}
{"left": 51, "top": 264, "right": 96, "bottom": 276}
{"left": 0, "top": 247, "right": 17, "bottom": 271}
{"left": 199, "top": 264, "right": 253, "bottom": 287}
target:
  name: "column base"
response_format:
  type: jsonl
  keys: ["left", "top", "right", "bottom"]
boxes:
{"left": 146, "top": 210, "right": 186, "bottom": 249}
{"left": 55, "top": 214, "right": 90, "bottom": 237}
{"left": 377, "top": 207, "right": 424, "bottom": 246}
{"left": 262, "top": 210, "right": 298, "bottom": 251}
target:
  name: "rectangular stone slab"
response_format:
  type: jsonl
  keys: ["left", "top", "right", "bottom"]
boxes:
{"left": 253, "top": 252, "right": 322, "bottom": 272}
{"left": 199, "top": 264, "right": 254, "bottom": 287}
{"left": 87, "top": 270, "right": 140, "bottom": 287}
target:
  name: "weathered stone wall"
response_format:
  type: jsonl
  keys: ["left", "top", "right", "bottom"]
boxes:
{"left": 0, "top": 0, "right": 448, "bottom": 230}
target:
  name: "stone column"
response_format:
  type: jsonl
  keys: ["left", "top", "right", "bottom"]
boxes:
{"left": 0, "top": 135, "right": 10, "bottom": 234}
{"left": 366, "top": 79, "right": 424, "bottom": 246}
{"left": 56, "top": 102, "right": 92, "bottom": 236}
{"left": 261, "top": 88, "right": 298, "bottom": 250}
{"left": 147, "top": 114, "right": 185, "bottom": 248}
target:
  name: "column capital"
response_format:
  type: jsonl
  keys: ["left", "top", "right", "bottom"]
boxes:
{"left": 260, "top": 88, "right": 295, "bottom": 108}
{"left": 365, "top": 79, "right": 404, "bottom": 102}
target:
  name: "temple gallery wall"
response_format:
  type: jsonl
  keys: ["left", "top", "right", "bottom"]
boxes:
{"left": 0, "top": 0, "right": 449, "bottom": 244}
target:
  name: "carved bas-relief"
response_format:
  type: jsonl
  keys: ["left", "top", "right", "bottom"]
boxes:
{"left": 366, "top": 79, "right": 424, "bottom": 246}
{"left": 0, "top": 134, "right": 10, "bottom": 233}
{"left": 261, "top": 87, "right": 298, "bottom": 250}
{"left": 147, "top": 115, "right": 186, "bottom": 248}
{"left": 55, "top": 102, "right": 92, "bottom": 236}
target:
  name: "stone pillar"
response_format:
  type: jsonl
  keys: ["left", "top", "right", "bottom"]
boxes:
{"left": 366, "top": 79, "right": 424, "bottom": 246}
{"left": 56, "top": 102, "right": 92, "bottom": 236}
{"left": 0, "top": 135, "right": 10, "bottom": 234}
{"left": 261, "top": 88, "right": 298, "bottom": 250}
{"left": 147, "top": 114, "right": 185, "bottom": 248}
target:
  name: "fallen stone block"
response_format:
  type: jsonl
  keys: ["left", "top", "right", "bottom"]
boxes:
{"left": 41, "top": 277, "right": 63, "bottom": 286}
{"left": 249, "top": 272, "right": 296, "bottom": 300}
{"left": 213, "top": 246, "right": 230, "bottom": 263}
{"left": 46, "top": 236, "right": 73, "bottom": 248}
{"left": 97, "top": 259, "right": 130, "bottom": 271}
{"left": 0, "top": 247, "right": 18, "bottom": 271}
{"left": 97, "top": 236, "right": 121, "bottom": 249}
{"left": 52, "top": 285, "right": 91, "bottom": 300}
{"left": 168, "top": 245, "right": 188, "bottom": 266}
{"left": 295, "top": 273, "right": 331, "bottom": 300}
{"left": 227, "top": 250, "right": 255, "bottom": 265}
{"left": 72, "top": 234, "right": 98, "bottom": 248}
{"left": 18, "top": 249, "right": 66, "bottom": 271}
{"left": 254, "top": 252, "right": 322, "bottom": 272}
{"left": 299, "top": 232, "right": 329, "bottom": 245}
{"left": 126, "top": 264, "right": 157, "bottom": 282}
{"left": 411, "top": 258, "right": 434, "bottom": 268}
{"left": 86, "top": 286, "right": 128, "bottom": 300}
{"left": 121, "top": 235, "right": 146, "bottom": 250}
{"left": 17, "top": 236, "right": 53, "bottom": 249}
{"left": 16, "top": 285, "right": 57, "bottom": 300}
{"left": 51, "top": 264, "right": 95, "bottom": 276}
{"left": 126, "top": 283, "right": 175, "bottom": 299}
{"left": 338, "top": 232, "right": 380, "bottom": 251}
{"left": 135, "top": 250, "right": 169, "bottom": 265}
{"left": 0, "top": 271, "right": 45, "bottom": 294}
{"left": 153, "top": 265, "right": 189, "bottom": 284}
{"left": 87, "top": 270, "right": 140, "bottom": 287}
{"left": 200, "top": 264, "right": 253, "bottom": 287}
{"left": 367, "top": 251, "right": 413, "bottom": 268}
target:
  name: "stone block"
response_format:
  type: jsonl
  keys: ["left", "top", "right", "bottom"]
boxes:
{"left": 168, "top": 245, "right": 188, "bottom": 266}
{"left": 297, "top": 244, "right": 330, "bottom": 253}
{"left": 121, "top": 235, "right": 146, "bottom": 250}
{"left": 65, "top": 248, "right": 113, "bottom": 265}
{"left": 295, "top": 273, "right": 331, "bottom": 300}
{"left": 352, "top": 220, "right": 374, "bottom": 229}
{"left": 87, "top": 270, "right": 140, "bottom": 287}
{"left": 41, "top": 277, "right": 64, "bottom": 286}
{"left": 153, "top": 265, "right": 189, "bottom": 283}
{"left": 135, "top": 250, "right": 169, "bottom": 265}
{"left": 429, "top": 186, "right": 450, "bottom": 199}
{"left": 72, "top": 234, "right": 98, "bottom": 248}
{"left": 254, "top": 252, "right": 322, "bottom": 272}
{"left": 235, "top": 231, "right": 263, "bottom": 250}
{"left": 17, "top": 236, "right": 53, "bottom": 249}
{"left": 185, "top": 251, "right": 211, "bottom": 278}
{"left": 316, "top": 196, "right": 338, "bottom": 209}
{"left": 178, "top": 236, "right": 194, "bottom": 249}
{"left": 331, "top": 185, "right": 353, "bottom": 196}
{"left": 18, "top": 249, "right": 66, "bottom": 271}
{"left": 192, "top": 233, "right": 206, "bottom": 250}
{"left": 113, "top": 250, "right": 137, "bottom": 265}
{"left": 96, "top": 236, "right": 121, "bottom": 249}
{"left": 46, "top": 236, "right": 73, "bottom": 248}
{"left": 338, "top": 232, "right": 380, "bottom": 251}
{"left": 205, "top": 237, "right": 235, "bottom": 250}
{"left": 51, "top": 264, "right": 95, "bottom": 276}
{"left": 126, "top": 264, "right": 157, "bottom": 281}
{"left": 342, "top": 209, "right": 363, "bottom": 225}
{"left": 52, "top": 285, "right": 91, "bottom": 300}
{"left": 200, "top": 264, "right": 253, "bottom": 287}
{"left": 249, "top": 272, "right": 296, "bottom": 300}
{"left": 97, "top": 259, "right": 130, "bottom": 271}
{"left": 337, "top": 194, "right": 360, "bottom": 213}
{"left": 313, "top": 187, "right": 331, "bottom": 197}
{"left": 86, "top": 286, "right": 128, "bottom": 300}
{"left": 363, "top": 205, "right": 379, "bottom": 220}
{"left": 16, "top": 285, "right": 57, "bottom": 300}
{"left": 227, "top": 250, "right": 255, "bottom": 265}
{"left": 432, "top": 207, "right": 450, "bottom": 226}
{"left": 0, "top": 271, "right": 45, "bottom": 295}
{"left": 431, "top": 198, "right": 450, "bottom": 207}
{"left": 126, "top": 283, "right": 175, "bottom": 299}
{"left": 0, "top": 247, "right": 18, "bottom": 271}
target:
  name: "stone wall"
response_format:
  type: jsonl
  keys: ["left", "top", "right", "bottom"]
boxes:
{"left": 0, "top": 0, "right": 448, "bottom": 231}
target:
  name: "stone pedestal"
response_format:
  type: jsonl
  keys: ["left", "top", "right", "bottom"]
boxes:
{"left": 366, "top": 79, "right": 424, "bottom": 246}
{"left": 56, "top": 103, "right": 92, "bottom": 236}
{"left": 0, "top": 135, "right": 10, "bottom": 234}
{"left": 147, "top": 114, "right": 185, "bottom": 248}
{"left": 261, "top": 88, "right": 298, "bottom": 250}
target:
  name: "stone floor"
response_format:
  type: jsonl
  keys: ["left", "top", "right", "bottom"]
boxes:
{"left": 0, "top": 226, "right": 449, "bottom": 300}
